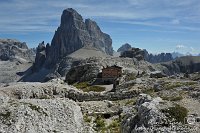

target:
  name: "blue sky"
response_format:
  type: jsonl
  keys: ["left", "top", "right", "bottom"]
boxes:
{"left": 0, "top": 0, "right": 200, "bottom": 54}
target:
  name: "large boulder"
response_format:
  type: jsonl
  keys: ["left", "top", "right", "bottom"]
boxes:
{"left": 121, "top": 94, "right": 193, "bottom": 133}
{"left": 0, "top": 82, "right": 85, "bottom": 133}
{"left": 0, "top": 98, "right": 84, "bottom": 133}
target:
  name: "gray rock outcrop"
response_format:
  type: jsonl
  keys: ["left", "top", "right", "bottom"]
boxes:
{"left": 0, "top": 82, "right": 84, "bottom": 133}
{"left": 150, "top": 71, "right": 167, "bottom": 78}
{"left": 0, "top": 98, "right": 84, "bottom": 133}
{"left": 121, "top": 94, "right": 193, "bottom": 133}
{"left": 33, "top": 41, "right": 47, "bottom": 71}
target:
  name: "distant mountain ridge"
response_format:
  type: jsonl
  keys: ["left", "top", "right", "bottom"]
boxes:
{"left": 0, "top": 39, "right": 35, "bottom": 62}
{"left": 118, "top": 43, "right": 173, "bottom": 63}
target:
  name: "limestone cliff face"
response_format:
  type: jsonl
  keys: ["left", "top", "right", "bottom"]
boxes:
{"left": 45, "top": 8, "right": 113, "bottom": 66}
{"left": 85, "top": 19, "right": 113, "bottom": 55}
{"left": 33, "top": 41, "right": 47, "bottom": 71}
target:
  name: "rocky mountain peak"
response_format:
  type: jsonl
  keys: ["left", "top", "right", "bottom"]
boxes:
{"left": 37, "top": 41, "right": 45, "bottom": 52}
{"left": 117, "top": 43, "right": 132, "bottom": 52}
{"left": 42, "top": 8, "right": 113, "bottom": 66}
{"left": 61, "top": 8, "right": 83, "bottom": 27}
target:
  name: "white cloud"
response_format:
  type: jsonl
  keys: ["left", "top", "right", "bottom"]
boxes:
{"left": 190, "top": 47, "right": 195, "bottom": 51}
{"left": 176, "top": 45, "right": 185, "bottom": 49}
{"left": 175, "top": 45, "right": 199, "bottom": 55}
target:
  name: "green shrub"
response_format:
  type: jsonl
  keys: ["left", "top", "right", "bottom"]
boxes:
{"left": 170, "top": 96, "right": 183, "bottom": 101}
{"left": 143, "top": 88, "right": 155, "bottom": 96}
{"left": 83, "top": 114, "right": 92, "bottom": 123}
{"left": 94, "top": 115, "right": 106, "bottom": 132}
{"left": 162, "top": 104, "right": 188, "bottom": 123}
{"left": 164, "top": 82, "right": 197, "bottom": 90}
{"left": 125, "top": 73, "right": 137, "bottom": 81}
{"left": 107, "top": 119, "right": 120, "bottom": 133}
{"left": 125, "top": 99, "right": 136, "bottom": 105}
{"left": 164, "top": 82, "right": 183, "bottom": 90}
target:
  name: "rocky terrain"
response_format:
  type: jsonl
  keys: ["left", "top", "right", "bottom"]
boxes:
{"left": 0, "top": 8, "right": 200, "bottom": 133}
{"left": 0, "top": 39, "right": 34, "bottom": 83}
{"left": 1, "top": 72, "right": 200, "bottom": 132}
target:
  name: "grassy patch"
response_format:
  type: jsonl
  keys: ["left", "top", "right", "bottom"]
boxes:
{"left": 184, "top": 82, "right": 197, "bottom": 86}
{"left": 93, "top": 115, "right": 106, "bottom": 132}
{"left": 73, "top": 82, "right": 89, "bottom": 89}
{"left": 107, "top": 119, "right": 120, "bottom": 133}
{"left": 143, "top": 88, "right": 156, "bottom": 96}
{"left": 125, "top": 99, "right": 136, "bottom": 106}
{"left": 83, "top": 114, "right": 92, "bottom": 123}
{"left": 162, "top": 104, "right": 188, "bottom": 123}
{"left": 125, "top": 73, "right": 137, "bottom": 81}
{"left": 164, "top": 82, "right": 183, "bottom": 90}
{"left": 73, "top": 82, "right": 106, "bottom": 92}
{"left": 82, "top": 86, "right": 106, "bottom": 92}
{"left": 39, "top": 95, "right": 50, "bottom": 99}
{"left": 162, "top": 96, "right": 183, "bottom": 101}
{"left": 164, "top": 81, "right": 197, "bottom": 90}
{"left": 21, "top": 102, "right": 48, "bottom": 116}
